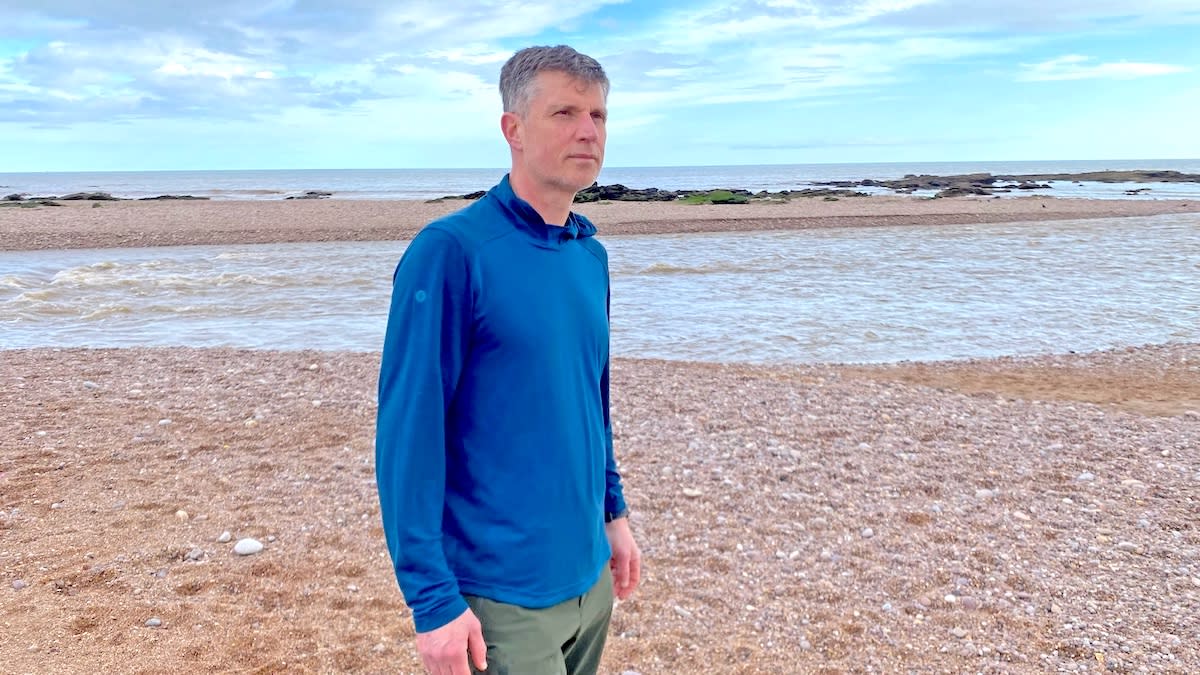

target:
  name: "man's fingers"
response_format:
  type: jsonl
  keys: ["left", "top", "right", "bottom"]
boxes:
{"left": 612, "top": 552, "right": 631, "bottom": 596}
{"left": 467, "top": 621, "right": 488, "bottom": 672}
{"left": 626, "top": 552, "right": 642, "bottom": 595}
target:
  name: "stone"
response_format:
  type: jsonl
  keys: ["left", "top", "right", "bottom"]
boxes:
{"left": 234, "top": 538, "right": 264, "bottom": 556}
{"left": 12, "top": 579, "right": 27, "bottom": 590}
{"left": 175, "top": 510, "right": 189, "bottom": 521}
{"left": 1076, "top": 472, "right": 1096, "bottom": 482}
{"left": 861, "top": 527, "right": 875, "bottom": 539}
{"left": 216, "top": 531, "right": 232, "bottom": 543}
{"left": 60, "top": 191, "right": 119, "bottom": 201}
{"left": 681, "top": 488, "right": 702, "bottom": 498}
{"left": 145, "top": 617, "right": 162, "bottom": 628}
{"left": 185, "top": 547, "right": 205, "bottom": 562}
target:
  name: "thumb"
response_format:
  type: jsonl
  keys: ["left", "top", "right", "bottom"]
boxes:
{"left": 467, "top": 619, "right": 488, "bottom": 672}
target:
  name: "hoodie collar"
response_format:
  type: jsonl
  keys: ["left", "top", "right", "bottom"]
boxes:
{"left": 489, "top": 174, "right": 597, "bottom": 249}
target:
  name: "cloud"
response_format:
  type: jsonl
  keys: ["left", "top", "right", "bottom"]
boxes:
{"left": 1019, "top": 55, "right": 1191, "bottom": 81}
{"left": 0, "top": 1, "right": 626, "bottom": 126}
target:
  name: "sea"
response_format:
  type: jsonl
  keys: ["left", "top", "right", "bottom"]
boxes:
{"left": 2, "top": 160, "right": 1199, "bottom": 364}
{"left": 4, "top": 159, "right": 1200, "bottom": 201}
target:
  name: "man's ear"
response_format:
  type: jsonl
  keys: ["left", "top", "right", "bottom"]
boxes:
{"left": 500, "top": 111, "right": 523, "bottom": 150}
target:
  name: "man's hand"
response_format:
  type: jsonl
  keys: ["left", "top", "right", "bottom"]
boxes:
{"left": 605, "top": 517, "right": 641, "bottom": 600}
{"left": 415, "top": 607, "right": 487, "bottom": 674}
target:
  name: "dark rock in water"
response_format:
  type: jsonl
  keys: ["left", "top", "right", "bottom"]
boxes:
{"left": 138, "top": 194, "right": 211, "bottom": 201}
{"left": 774, "top": 188, "right": 869, "bottom": 199}
{"left": 1015, "top": 181, "right": 1050, "bottom": 190}
{"left": 575, "top": 183, "right": 681, "bottom": 202}
{"left": 4, "top": 193, "right": 26, "bottom": 201}
{"left": 286, "top": 191, "right": 333, "bottom": 200}
{"left": 1125, "top": 187, "right": 1152, "bottom": 195}
{"left": 935, "top": 186, "right": 994, "bottom": 198}
{"left": 0, "top": 199, "right": 61, "bottom": 208}
{"left": 425, "top": 190, "right": 487, "bottom": 202}
{"left": 60, "top": 191, "right": 120, "bottom": 201}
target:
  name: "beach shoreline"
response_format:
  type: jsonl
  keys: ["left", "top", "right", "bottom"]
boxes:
{"left": 2, "top": 195, "right": 1198, "bottom": 251}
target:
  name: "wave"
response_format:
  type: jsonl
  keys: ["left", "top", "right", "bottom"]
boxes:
{"left": 81, "top": 304, "right": 134, "bottom": 320}
{"left": 629, "top": 261, "right": 776, "bottom": 276}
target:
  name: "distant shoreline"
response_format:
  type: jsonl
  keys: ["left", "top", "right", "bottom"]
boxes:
{"left": 4, "top": 167, "right": 1200, "bottom": 203}
{"left": 2, "top": 194, "right": 1198, "bottom": 252}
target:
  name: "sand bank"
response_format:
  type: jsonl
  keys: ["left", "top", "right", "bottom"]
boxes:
{"left": 2, "top": 195, "right": 1198, "bottom": 251}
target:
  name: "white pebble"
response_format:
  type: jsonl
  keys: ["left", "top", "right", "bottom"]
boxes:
{"left": 681, "top": 488, "right": 702, "bottom": 498}
{"left": 50, "top": 502, "right": 63, "bottom": 510}
{"left": 158, "top": 419, "right": 172, "bottom": 426}
{"left": 1076, "top": 472, "right": 1096, "bottom": 482}
{"left": 861, "top": 527, "right": 875, "bottom": 539}
{"left": 233, "top": 538, "right": 264, "bottom": 556}
{"left": 145, "top": 617, "right": 162, "bottom": 628}
{"left": 175, "top": 510, "right": 189, "bottom": 521}
{"left": 12, "top": 579, "right": 27, "bottom": 590}
{"left": 216, "top": 531, "right": 232, "bottom": 543}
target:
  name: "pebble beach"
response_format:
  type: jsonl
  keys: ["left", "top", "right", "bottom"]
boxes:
{"left": 2, "top": 196, "right": 1199, "bottom": 673}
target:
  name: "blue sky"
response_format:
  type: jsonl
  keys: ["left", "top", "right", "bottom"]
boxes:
{"left": 2, "top": 1, "right": 1199, "bottom": 171}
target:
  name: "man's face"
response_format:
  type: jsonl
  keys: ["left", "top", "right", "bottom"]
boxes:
{"left": 509, "top": 70, "right": 607, "bottom": 196}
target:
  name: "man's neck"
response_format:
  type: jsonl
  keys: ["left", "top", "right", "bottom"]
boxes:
{"left": 509, "top": 172, "right": 575, "bottom": 226}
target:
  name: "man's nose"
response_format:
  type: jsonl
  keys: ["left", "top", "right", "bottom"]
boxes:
{"left": 576, "top": 116, "right": 599, "bottom": 141}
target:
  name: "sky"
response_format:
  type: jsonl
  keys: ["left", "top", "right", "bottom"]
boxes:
{"left": 2, "top": 1, "right": 1199, "bottom": 171}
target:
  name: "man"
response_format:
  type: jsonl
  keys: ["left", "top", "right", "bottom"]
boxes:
{"left": 376, "top": 45, "right": 641, "bottom": 675}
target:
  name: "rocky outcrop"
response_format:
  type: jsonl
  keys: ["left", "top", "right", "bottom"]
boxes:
{"left": 60, "top": 192, "right": 121, "bottom": 200}
{"left": 574, "top": 183, "right": 682, "bottom": 202}
{"left": 138, "top": 195, "right": 211, "bottom": 200}
{"left": 285, "top": 191, "right": 333, "bottom": 200}
{"left": 434, "top": 184, "right": 869, "bottom": 203}
{"left": 815, "top": 169, "right": 1200, "bottom": 196}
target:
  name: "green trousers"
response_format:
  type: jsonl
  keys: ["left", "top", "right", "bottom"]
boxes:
{"left": 465, "top": 567, "right": 614, "bottom": 675}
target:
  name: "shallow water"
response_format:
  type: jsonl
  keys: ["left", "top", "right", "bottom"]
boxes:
{"left": 1, "top": 214, "right": 1197, "bottom": 363}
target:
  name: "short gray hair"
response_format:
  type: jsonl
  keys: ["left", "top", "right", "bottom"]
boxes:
{"left": 499, "top": 45, "right": 609, "bottom": 115}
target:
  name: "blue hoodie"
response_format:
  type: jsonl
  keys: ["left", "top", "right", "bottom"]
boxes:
{"left": 376, "top": 175, "right": 628, "bottom": 633}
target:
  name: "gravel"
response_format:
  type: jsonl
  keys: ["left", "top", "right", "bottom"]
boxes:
{"left": 0, "top": 344, "right": 1197, "bottom": 673}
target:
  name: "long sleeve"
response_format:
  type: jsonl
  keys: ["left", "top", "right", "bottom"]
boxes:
{"left": 601, "top": 285, "right": 627, "bottom": 517}
{"left": 375, "top": 228, "right": 473, "bottom": 633}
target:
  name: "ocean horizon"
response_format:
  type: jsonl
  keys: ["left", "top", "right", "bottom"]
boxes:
{"left": 4, "top": 158, "right": 1200, "bottom": 201}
